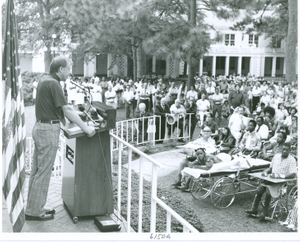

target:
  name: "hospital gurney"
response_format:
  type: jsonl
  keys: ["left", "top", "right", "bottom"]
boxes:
{"left": 182, "top": 154, "right": 271, "bottom": 209}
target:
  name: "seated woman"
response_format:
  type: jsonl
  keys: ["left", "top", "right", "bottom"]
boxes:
{"left": 171, "top": 147, "right": 222, "bottom": 190}
{"left": 276, "top": 103, "right": 289, "bottom": 124}
{"left": 283, "top": 107, "right": 297, "bottom": 127}
{"left": 216, "top": 127, "right": 236, "bottom": 153}
{"left": 257, "top": 131, "right": 286, "bottom": 161}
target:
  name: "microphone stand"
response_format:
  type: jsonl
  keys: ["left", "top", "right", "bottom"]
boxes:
{"left": 70, "top": 80, "right": 93, "bottom": 112}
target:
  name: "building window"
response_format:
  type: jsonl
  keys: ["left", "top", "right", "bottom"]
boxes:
{"left": 249, "top": 34, "right": 259, "bottom": 47}
{"left": 272, "top": 37, "right": 281, "bottom": 48}
{"left": 225, "top": 34, "right": 235, "bottom": 46}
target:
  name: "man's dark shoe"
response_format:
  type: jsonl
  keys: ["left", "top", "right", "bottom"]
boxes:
{"left": 45, "top": 209, "right": 56, "bottom": 215}
{"left": 245, "top": 210, "right": 258, "bottom": 216}
{"left": 25, "top": 214, "right": 54, "bottom": 221}
{"left": 178, "top": 185, "right": 189, "bottom": 190}
{"left": 172, "top": 181, "right": 181, "bottom": 187}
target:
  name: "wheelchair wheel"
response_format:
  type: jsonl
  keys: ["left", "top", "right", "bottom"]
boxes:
{"left": 272, "top": 200, "right": 288, "bottom": 221}
{"left": 190, "top": 177, "right": 212, "bottom": 199}
{"left": 210, "top": 177, "right": 236, "bottom": 208}
{"left": 287, "top": 185, "right": 297, "bottom": 211}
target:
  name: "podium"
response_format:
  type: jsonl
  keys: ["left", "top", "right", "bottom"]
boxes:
{"left": 61, "top": 124, "right": 114, "bottom": 223}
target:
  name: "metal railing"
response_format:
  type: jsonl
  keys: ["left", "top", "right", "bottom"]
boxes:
{"left": 110, "top": 132, "right": 199, "bottom": 233}
{"left": 112, "top": 114, "right": 193, "bottom": 150}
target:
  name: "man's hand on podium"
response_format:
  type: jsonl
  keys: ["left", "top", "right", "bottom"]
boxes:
{"left": 84, "top": 126, "right": 96, "bottom": 137}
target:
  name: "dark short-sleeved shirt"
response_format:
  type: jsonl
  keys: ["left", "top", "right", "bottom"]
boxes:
{"left": 35, "top": 73, "right": 68, "bottom": 124}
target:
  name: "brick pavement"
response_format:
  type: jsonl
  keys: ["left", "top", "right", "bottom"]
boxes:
{"left": 3, "top": 176, "right": 130, "bottom": 233}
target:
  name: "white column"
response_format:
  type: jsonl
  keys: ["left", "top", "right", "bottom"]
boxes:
{"left": 283, "top": 57, "right": 286, "bottom": 76}
{"left": 225, "top": 56, "right": 230, "bottom": 76}
{"left": 238, "top": 56, "right": 242, "bottom": 75}
{"left": 271, "top": 57, "right": 276, "bottom": 77}
{"left": 199, "top": 58, "right": 203, "bottom": 76}
{"left": 212, "top": 56, "right": 216, "bottom": 77}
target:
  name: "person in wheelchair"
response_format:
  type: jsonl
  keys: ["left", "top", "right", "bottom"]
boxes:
{"left": 215, "top": 127, "right": 236, "bottom": 153}
{"left": 245, "top": 143, "right": 297, "bottom": 221}
{"left": 256, "top": 131, "right": 286, "bottom": 161}
{"left": 171, "top": 147, "right": 222, "bottom": 190}
{"left": 230, "top": 119, "right": 262, "bottom": 157}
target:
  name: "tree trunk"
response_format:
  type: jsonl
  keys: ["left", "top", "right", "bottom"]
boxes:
{"left": 131, "top": 38, "right": 138, "bottom": 82}
{"left": 137, "top": 44, "right": 146, "bottom": 79}
{"left": 285, "top": 0, "right": 297, "bottom": 83}
{"left": 44, "top": 40, "right": 53, "bottom": 72}
{"left": 187, "top": 0, "right": 196, "bottom": 89}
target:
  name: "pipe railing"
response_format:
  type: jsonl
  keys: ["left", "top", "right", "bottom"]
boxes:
{"left": 110, "top": 132, "right": 199, "bottom": 233}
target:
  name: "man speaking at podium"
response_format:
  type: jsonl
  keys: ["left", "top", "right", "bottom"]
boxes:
{"left": 25, "top": 56, "right": 96, "bottom": 221}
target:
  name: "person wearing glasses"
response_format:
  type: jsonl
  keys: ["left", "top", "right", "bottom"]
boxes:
{"left": 25, "top": 56, "right": 96, "bottom": 221}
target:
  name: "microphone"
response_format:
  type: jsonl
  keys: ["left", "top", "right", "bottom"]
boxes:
{"left": 70, "top": 80, "right": 90, "bottom": 93}
{"left": 78, "top": 106, "right": 97, "bottom": 125}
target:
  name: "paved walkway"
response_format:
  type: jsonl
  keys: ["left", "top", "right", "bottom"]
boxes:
{"left": 2, "top": 148, "right": 184, "bottom": 233}
{"left": 2, "top": 176, "right": 131, "bottom": 233}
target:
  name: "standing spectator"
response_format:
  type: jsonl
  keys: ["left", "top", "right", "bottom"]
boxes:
{"left": 185, "top": 96, "right": 198, "bottom": 140}
{"left": 170, "top": 99, "right": 186, "bottom": 142}
{"left": 197, "top": 83, "right": 208, "bottom": 100}
{"left": 252, "top": 82, "right": 261, "bottom": 111}
{"left": 167, "top": 81, "right": 178, "bottom": 106}
{"left": 196, "top": 93, "right": 210, "bottom": 126}
{"left": 219, "top": 78, "right": 228, "bottom": 94}
{"left": 177, "top": 81, "right": 187, "bottom": 100}
{"left": 123, "top": 85, "right": 135, "bottom": 119}
{"left": 259, "top": 92, "right": 270, "bottom": 107}
{"left": 206, "top": 80, "right": 215, "bottom": 97}
{"left": 138, "top": 82, "right": 151, "bottom": 112}
{"left": 136, "top": 103, "right": 150, "bottom": 142}
{"left": 154, "top": 98, "right": 170, "bottom": 143}
{"left": 228, "top": 84, "right": 244, "bottom": 113}
{"left": 105, "top": 84, "right": 117, "bottom": 109}
{"left": 275, "top": 103, "right": 289, "bottom": 124}
{"left": 210, "top": 87, "right": 223, "bottom": 123}
{"left": 186, "top": 85, "right": 198, "bottom": 101}
{"left": 100, "top": 77, "right": 108, "bottom": 103}
{"left": 91, "top": 73, "right": 100, "bottom": 85}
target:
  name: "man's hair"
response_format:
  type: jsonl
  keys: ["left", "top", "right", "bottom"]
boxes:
{"left": 264, "top": 106, "right": 276, "bottom": 117}
{"left": 248, "top": 119, "right": 257, "bottom": 127}
{"left": 49, "top": 56, "right": 72, "bottom": 74}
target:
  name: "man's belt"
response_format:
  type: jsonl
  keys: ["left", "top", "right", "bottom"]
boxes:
{"left": 37, "top": 119, "right": 60, "bottom": 124}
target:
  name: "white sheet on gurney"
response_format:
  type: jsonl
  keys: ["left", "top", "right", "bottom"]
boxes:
{"left": 182, "top": 157, "right": 270, "bottom": 179}
{"left": 177, "top": 143, "right": 217, "bottom": 154}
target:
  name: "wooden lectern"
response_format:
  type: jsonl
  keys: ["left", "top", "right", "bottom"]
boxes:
{"left": 61, "top": 102, "right": 116, "bottom": 223}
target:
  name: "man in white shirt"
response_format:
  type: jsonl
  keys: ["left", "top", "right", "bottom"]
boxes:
{"left": 259, "top": 92, "right": 270, "bottom": 107}
{"left": 228, "top": 106, "right": 248, "bottom": 144}
{"left": 255, "top": 116, "right": 269, "bottom": 140}
{"left": 123, "top": 85, "right": 135, "bottom": 119}
{"left": 170, "top": 99, "right": 186, "bottom": 142}
{"left": 196, "top": 93, "right": 210, "bottom": 126}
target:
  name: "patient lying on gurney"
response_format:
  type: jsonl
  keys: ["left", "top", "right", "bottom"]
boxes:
{"left": 172, "top": 146, "right": 269, "bottom": 191}
{"left": 171, "top": 147, "right": 222, "bottom": 190}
